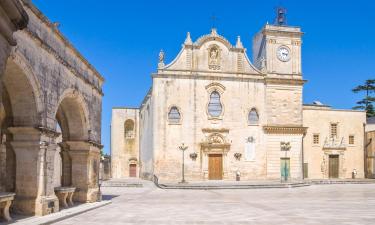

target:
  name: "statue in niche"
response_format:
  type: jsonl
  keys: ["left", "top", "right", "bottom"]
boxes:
{"left": 208, "top": 46, "right": 221, "bottom": 70}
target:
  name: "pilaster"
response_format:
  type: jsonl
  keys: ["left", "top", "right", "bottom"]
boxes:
{"left": 66, "top": 141, "right": 101, "bottom": 203}
{"left": 8, "top": 126, "right": 59, "bottom": 216}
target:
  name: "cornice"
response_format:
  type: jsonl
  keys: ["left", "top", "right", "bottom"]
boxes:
{"left": 21, "top": 1, "right": 104, "bottom": 83}
{"left": 202, "top": 128, "right": 229, "bottom": 133}
{"left": 263, "top": 125, "right": 307, "bottom": 135}
{"left": 23, "top": 29, "right": 104, "bottom": 96}
{"left": 153, "top": 73, "right": 265, "bottom": 83}
{"left": 265, "top": 78, "right": 306, "bottom": 86}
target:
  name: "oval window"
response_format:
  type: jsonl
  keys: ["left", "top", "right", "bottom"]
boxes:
{"left": 208, "top": 91, "right": 223, "bottom": 117}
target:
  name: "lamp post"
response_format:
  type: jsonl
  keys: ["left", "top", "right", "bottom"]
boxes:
{"left": 178, "top": 143, "right": 188, "bottom": 183}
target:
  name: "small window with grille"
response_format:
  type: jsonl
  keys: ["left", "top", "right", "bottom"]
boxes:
{"left": 330, "top": 123, "right": 338, "bottom": 138}
{"left": 349, "top": 135, "right": 355, "bottom": 145}
{"left": 313, "top": 134, "right": 320, "bottom": 145}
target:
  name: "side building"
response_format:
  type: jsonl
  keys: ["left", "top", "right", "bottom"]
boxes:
{"left": 303, "top": 103, "right": 366, "bottom": 179}
{"left": 365, "top": 117, "right": 375, "bottom": 178}
{"left": 111, "top": 108, "right": 140, "bottom": 178}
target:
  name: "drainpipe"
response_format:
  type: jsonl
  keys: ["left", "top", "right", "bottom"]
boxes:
{"left": 302, "top": 134, "right": 305, "bottom": 180}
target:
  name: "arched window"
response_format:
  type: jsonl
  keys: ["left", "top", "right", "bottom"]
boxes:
{"left": 124, "top": 119, "right": 135, "bottom": 139}
{"left": 208, "top": 91, "right": 223, "bottom": 117}
{"left": 248, "top": 108, "right": 259, "bottom": 125}
{"left": 168, "top": 106, "right": 181, "bottom": 124}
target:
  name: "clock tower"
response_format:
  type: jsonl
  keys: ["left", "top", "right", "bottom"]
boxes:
{"left": 253, "top": 9, "right": 303, "bottom": 79}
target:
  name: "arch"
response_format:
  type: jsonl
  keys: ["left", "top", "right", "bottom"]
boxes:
{"left": 167, "top": 106, "right": 181, "bottom": 124}
{"left": 2, "top": 52, "right": 44, "bottom": 127}
{"left": 124, "top": 119, "right": 135, "bottom": 139}
{"left": 195, "top": 29, "right": 233, "bottom": 49}
{"left": 248, "top": 108, "right": 259, "bottom": 125}
{"left": 55, "top": 89, "right": 90, "bottom": 141}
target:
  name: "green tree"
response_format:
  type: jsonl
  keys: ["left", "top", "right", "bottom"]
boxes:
{"left": 352, "top": 79, "right": 375, "bottom": 117}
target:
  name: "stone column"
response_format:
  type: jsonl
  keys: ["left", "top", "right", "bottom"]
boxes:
{"left": 0, "top": 134, "right": 6, "bottom": 192}
{"left": 8, "top": 127, "right": 59, "bottom": 216}
{"left": 67, "top": 141, "right": 101, "bottom": 203}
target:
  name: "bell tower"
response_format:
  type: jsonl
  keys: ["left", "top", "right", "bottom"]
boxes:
{"left": 253, "top": 7, "right": 303, "bottom": 79}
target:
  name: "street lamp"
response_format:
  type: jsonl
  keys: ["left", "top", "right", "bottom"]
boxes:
{"left": 178, "top": 143, "right": 188, "bottom": 183}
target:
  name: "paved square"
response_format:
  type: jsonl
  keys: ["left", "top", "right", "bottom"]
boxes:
{"left": 54, "top": 182, "right": 375, "bottom": 225}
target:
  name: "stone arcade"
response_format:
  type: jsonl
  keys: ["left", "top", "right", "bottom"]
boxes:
{"left": 0, "top": 0, "right": 103, "bottom": 217}
{"left": 111, "top": 15, "right": 365, "bottom": 183}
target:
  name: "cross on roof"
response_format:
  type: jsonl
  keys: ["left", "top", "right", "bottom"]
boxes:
{"left": 211, "top": 14, "right": 218, "bottom": 29}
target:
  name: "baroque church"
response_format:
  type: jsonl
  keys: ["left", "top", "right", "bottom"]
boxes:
{"left": 111, "top": 13, "right": 365, "bottom": 182}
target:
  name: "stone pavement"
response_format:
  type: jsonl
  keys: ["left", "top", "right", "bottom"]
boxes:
{"left": 4, "top": 201, "right": 111, "bottom": 225}
{"left": 48, "top": 180, "right": 375, "bottom": 225}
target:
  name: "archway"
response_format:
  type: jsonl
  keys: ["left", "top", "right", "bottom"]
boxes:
{"left": 55, "top": 90, "right": 100, "bottom": 203}
{"left": 0, "top": 57, "right": 45, "bottom": 215}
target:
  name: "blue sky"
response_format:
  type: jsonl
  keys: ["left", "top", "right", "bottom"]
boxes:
{"left": 33, "top": 0, "right": 375, "bottom": 154}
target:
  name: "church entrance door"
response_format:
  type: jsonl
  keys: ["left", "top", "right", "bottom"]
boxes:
{"left": 208, "top": 154, "right": 223, "bottom": 180}
{"left": 129, "top": 164, "right": 137, "bottom": 177}
{"left": 329, "top": 155, "right": 339, "bottom": 178}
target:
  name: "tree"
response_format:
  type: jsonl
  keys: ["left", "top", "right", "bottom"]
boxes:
{"left": 352, "top": 79, "right": 375, "bottom": 117}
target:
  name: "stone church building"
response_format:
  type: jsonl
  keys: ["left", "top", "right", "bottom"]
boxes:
{"left": 111, "top": 20, "right": 365, "bottom": 182}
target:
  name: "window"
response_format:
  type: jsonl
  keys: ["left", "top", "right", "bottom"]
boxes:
{"left": 208, "top": 91, "right": 223, "bottom": 117}
{"left": 124, "top": 119, "right": 135, "bottom": 139}
{"left": 330, "top": 123, "right": 338, "bottom": 138}
{"left": 168, "top": 106, "right": 181, "bottom": 124}
{"left": 248, "top": 108, "right": 259, "bottom": 125}
{"left": 313, "top": 134, "right": 320, "bottom": 145}
{"left": 349, "top": 135, "right": 355, "bottom": 145}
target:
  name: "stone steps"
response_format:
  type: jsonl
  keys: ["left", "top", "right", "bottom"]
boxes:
{"left": 100, "top": 181, "right": 143, "bottom": 187}
{"left": 306, "top": 179, "right": 375, "bottom": 185}
{"left": 158, "top": 182, "right": 310, "bottom": 190}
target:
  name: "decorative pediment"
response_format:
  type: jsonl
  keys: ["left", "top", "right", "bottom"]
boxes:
{"left": 195, "top": 28, "right": 233, "bottom": 49}
{"left": 157, "top": 29, "right": 262, "bottom": 75}
{"left": 200, "top": 132, "right": 231, "bottom": 152}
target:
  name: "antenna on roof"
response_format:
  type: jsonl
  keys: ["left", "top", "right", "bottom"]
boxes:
{"left": 274, "top": 6, "right": 287, "bottom": 26}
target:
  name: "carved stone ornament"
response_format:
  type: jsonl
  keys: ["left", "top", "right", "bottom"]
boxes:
{"left": 246, "top": 136, "right": 255, "bottom": 143}
{"left": 158, "top": 49, "right": 165, "bottom": 69}
{"left": 208, "top": 134, "right": 224, "bottom": 144}
{"left": 280, "top": 142, "right": 291, "bottom": 151}
{"left": 234, "top": 152, "right": 242, "bottom": 161}
{"left": 208, "top": 45, "right": 221, "bottom": 70}
{"left": 189, "top": 152, "right": 198, "bottom": 160}
{"left": 323, "top": 137, "right": 346, "bottom": 150}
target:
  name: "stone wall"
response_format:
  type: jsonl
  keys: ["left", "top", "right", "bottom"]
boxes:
{"left": 0, "top": 1, "right": 104, "bottom": 216}
{"left": 303, "top": 106, "right": 366, "bottom": 179}
{"left": 111, "top": 108, "right": 139, "bottom": 178}
{"left": 139, "top": 92, "right": 154, "bottom": 180}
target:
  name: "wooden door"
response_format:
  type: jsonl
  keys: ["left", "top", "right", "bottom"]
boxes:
{"left": 129, "top": 164, "right": 137, "bottom": 177}
{"left": 208, "top": 154, "right": 223, "bottom": 180}
{"left": 280, "top": 158, "right": 290, "bottom": 181}
{"left": 329, "top": 155, "right": 339, "bottom": 178}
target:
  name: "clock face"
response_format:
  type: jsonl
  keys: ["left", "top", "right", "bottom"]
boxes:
{"left": 277, "top": 46, "right": 290, "bottom": 62}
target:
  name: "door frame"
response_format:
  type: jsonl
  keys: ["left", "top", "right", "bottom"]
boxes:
{"left": 208, "top": 154, "right": 223, "bottom": 180}
{"left": 129, "top": 163, "right": 137, "bottom": 177}
{"left": 280, "top": 157, "right": 290, "bottom": 182}
{"left": 328, "top": 154, "right": 339, "bottom": 178}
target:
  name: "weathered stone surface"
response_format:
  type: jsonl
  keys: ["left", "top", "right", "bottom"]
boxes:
{"left": 112, "top": 23, "right": 365, "bottom": 183}
{"left": 0, "top": 1, "right": 104, "bottom": 216}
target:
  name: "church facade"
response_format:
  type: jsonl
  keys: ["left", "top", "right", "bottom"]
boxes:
{"left": 111, "top": 23, "right": 366, "bottom": 182}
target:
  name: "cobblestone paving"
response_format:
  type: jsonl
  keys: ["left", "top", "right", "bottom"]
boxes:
{"left": 54, "top": 182, "right": 375, "bottom": 225}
